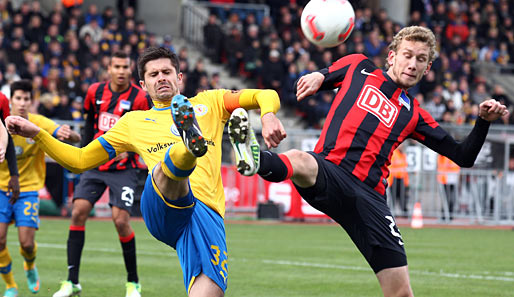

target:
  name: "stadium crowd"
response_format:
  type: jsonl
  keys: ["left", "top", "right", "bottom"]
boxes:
{"left": 202, "top": 0, "right": 514, "bottom": 128}
{"left": 0, "top": 0, "right": 513, "bottom": 129}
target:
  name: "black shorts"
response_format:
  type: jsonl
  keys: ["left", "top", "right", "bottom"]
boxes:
{"left": 73, "top": 168, "right": 138, "bottom": 214}
{"left": 294, "top": 152, "right": 407, "bottom": 273}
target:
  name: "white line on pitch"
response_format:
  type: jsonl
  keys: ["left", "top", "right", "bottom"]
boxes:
{"left": 26, "top": 243, "right": 514, "bottom": 282}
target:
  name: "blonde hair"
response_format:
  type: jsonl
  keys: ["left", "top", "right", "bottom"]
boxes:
{"left": 388, "top": 26, "right": 436, "bottom": 64}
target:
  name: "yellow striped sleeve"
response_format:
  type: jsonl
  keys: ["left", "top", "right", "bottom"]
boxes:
{"left": 223, "top": 89, "right": 280, "bottom": 117}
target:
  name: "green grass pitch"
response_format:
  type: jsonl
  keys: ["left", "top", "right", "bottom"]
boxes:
{"left": 3, "top": 218, "right": 513, "bottom": 296}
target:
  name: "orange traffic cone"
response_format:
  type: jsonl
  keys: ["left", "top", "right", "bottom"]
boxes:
{"left": 411, "top": 201, "right": 423, "bottom": 229}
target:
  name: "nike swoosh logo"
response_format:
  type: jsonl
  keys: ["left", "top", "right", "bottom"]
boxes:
{"left": 361, "top": 69, "right": 377, "bottom": 77}
{"left": 96, "top": 100, "right": 104, "bottom": 104}
{"left": 68, "top": 265, "right": 74, "bottom": 270}
{"left": 144, "top": 118, "right": 156, "bottom": 122}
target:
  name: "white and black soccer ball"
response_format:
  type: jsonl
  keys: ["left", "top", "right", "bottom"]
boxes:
{"left": 300, "top": 0, "right": 355, "bottom": 48}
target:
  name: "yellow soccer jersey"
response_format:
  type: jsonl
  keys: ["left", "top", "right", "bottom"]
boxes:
{"left": 99, "top": 89, "right": 232, "bottom": 217}
{"left": 0, "top": 113, "right": 59, "bottom": 192}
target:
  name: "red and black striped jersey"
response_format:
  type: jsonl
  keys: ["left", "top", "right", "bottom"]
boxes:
{"left": 83, "top": 81, "right": 152, "bottom": 171}
{"left": 315, "top": 54, "right": 452, "bottom": 195}
{"left": 0, "top": 92, "right": 10, "bottom": 120}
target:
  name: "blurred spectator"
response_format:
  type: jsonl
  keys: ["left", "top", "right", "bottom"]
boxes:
{"left": 446, "top": 13, "right": 469, "bottom": 42}
{"left": 203, "top": 14, "right": 223, "bottom": 63}
{"left": 242, "top": 39, "right": 262, "bottom": 79}
{"left": 491, "top": 85, "right": 511, "bottom": 108}
{"left": 424, "top": 91, "right": 446, "bottom": 122}
{"left": 79, "top": 18, "right": 102, "bottom": 43}
{"left": 442, "top": 80, "right": 463, "bottom": 110}
{"left": 161, "top": 34, "right": 175, "bottom": 53}
{"left": 85, "top": 4, "right": 103, "bottom": 27}
{"left": 70, "top": 97, "right": 83, "bottom": 121}
{"left": 364, "top": 29, "right": 386, "bottom": 58}
{"left": 261, "top": 49, "right": 284, "bottom": 91}
{"left": 224, "top": 27, "right": 245, "bottom": 76}
{"left": 102, "top": 5, "right": 115, "bottom": 25}
{"left": 470, "top": 83, "right": 490, "bottom": 104}
{"left": 117, "top": 0, "right": 137, "bottom": 18}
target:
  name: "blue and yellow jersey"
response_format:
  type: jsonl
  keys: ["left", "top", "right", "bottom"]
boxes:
{"left": 0, "top": 113, "right": 59, "bottom": 192}
{"left": 32, "top": 88, "right": 281, "bottom": 218}
{"left": 99, "top": 89, "right": 230, "bottom": 216}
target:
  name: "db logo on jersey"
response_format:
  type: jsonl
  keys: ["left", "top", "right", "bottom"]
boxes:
{"left": 99, "top": 112, "right": 120, "bottom": 131}
{"left": 356, "top": 85, "right": 398, "bottom": 127}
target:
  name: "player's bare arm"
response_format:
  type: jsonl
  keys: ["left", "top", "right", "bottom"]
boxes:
{"left": 479, "top": 99, "right": 509, "bottom": 121}
{"left": 7, "top": 175, "right": 19, "bottom": 204}
{"left": 261, "top": 112, "right": 286, "bottom": 148}
{"left": 296, "top": 72, "right": 325, "bottom": 101}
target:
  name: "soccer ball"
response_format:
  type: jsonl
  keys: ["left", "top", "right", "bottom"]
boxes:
{"left": 300, "top": 0, "right": 355, "bottom": 48}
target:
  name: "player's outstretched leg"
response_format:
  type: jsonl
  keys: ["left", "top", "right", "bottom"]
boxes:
{"left": 171, "top": 94, "right": 207, "bottom": 157}
{"left": 228, "top": 108, "right": 260, "bottom": 176}
{"left": 52, "top": 281, "right": 82, "bottom": 297}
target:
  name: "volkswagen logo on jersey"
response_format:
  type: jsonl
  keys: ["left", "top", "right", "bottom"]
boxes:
{"left": 194, "top": 104, "right": 208, "bottom": 117}
{"left": 170, "top": 124, "right": 180, "bottom": 136}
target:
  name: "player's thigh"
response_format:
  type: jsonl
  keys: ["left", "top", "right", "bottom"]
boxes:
{"left": 189, "top": 272, "right": 224, "bottom": 297}
{"left": 105, "top": 169, "right": 139, "bottom": 214}
{"left": 140, "top": 173, "right": 194, "bottom": 248}
{"left": 177, "top": 200, "right": 227, "bottom": 294}
{"left": 12, "top": 192, "right": 39, "bottom": 229}
{"left": 73, "top": 169, "right": 108, "bottom": 205}
{"left": 17, "top": 226, "right": 36, "bottom": 249}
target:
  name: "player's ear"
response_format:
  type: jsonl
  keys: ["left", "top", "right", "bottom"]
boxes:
{"left": 387, "top": 50, "right": 395, "bottom": 67}
{"left": 139, "top": 80, "right": 146, "bottom": 91}
{"left": 424, "top": 61, "right": 432, "bottom": 75}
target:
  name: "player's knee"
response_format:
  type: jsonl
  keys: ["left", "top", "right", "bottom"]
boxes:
{"left": 71, "top": 207, "right": 89, "bottom": 224}
{"left": 394, "top": 284, "right": 413, "bottom": 297}
{"left": 285, "top": 150, "right": 318, "bottom": 187}
{"left": 0, "top": 238, "right": 6, "bottom": 251}
{"left": 113, "top": 216, "right": 130, "bottom": 232}
{"left": 19, "top": 241, "right": 34, "bottom": 253}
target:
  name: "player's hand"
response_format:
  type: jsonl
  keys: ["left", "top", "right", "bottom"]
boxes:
{"left": 261, "top": 112, "right": 287, "bottom": 148}
{"left": 296, "top": 72, "right": 324, "bottom": 102}
{"left": 8, "top": 175, "right": 20, "bottom": 204}
{"left": 113, "top": 151, "right": 129, "bottom": 162}
{"left": 478, "top": 99, "right": 509, "bottom": 122}
{"left": 5, "top": 116, "right": 40, "bottom": 138}
{"left": 56, "top": 125, "right": 72, "bottom": 141}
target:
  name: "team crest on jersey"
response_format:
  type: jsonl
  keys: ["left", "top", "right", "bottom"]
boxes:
{"left": 14, "top": 146, "right": 23, "bottom": 156}
{"left": 170, "top": 124, "right": 180, "bottom": 136}
{"left": 194, "top": 104, "right": 208, "bottom": 117}
{"left": 356, "top": 85, "right": 398, "bottom": 127}
{"left": 119, "top": 100, "right": 131, "bottom": 111}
